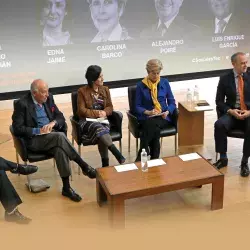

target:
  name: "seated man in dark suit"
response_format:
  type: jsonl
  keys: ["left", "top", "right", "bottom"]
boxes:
{"left": 0, "top": 156, "right": 38, "bottom": 224}
{"left": 140, "top": 0, "right": 199, "bottom": 39}
{"left": 12, "top": 79, "right": 96, "bottom": 202}
{"left": 214, "top": 52, "right": 250, "bottom": 177}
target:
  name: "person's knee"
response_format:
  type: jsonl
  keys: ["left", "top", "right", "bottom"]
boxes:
{"left": 54, "top": 132, "right": 67, "bottom": 144}
{"left": 214, "top": 119, "right": 226, "bottom": 131}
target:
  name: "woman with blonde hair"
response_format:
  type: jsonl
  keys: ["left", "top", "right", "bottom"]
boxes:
{"left": 135, "top": 59, "right": 176, "bottom": 161}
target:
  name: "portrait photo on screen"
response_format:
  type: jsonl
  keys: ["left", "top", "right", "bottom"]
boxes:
{"left": 39, "top": 0, "right": 73, "bottom": 47}
{"left": 86, "top": 0, "right": 132, "bottom": 43}
{"left": 140, "top": 0, "right": 200, "bottom": 40}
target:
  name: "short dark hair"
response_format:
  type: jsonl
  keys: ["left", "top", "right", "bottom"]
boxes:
{"left": 85, "top": 65, "right": 102, "bottom": 87}
{"left": 231, "top": 52, "right": 245, "bottom": 63}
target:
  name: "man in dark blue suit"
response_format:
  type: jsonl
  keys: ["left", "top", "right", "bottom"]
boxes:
{"left": 214, "top": 52, "right": 250, "bottom": 177}
{"left": 0, "top": 157, "right": 37, "bottom": 224}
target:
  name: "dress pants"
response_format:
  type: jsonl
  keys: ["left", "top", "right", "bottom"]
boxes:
{"left": 214, "top": 114, "right": 250, "bottom": 156}
{"left": 0, "top": 170, "right": 22, "bottom": 213}
{"left": 137, "top": 117, "right": 169, "bottom": 160}
{"left": 26, "top": 132, "right": 84, "bottom": 177}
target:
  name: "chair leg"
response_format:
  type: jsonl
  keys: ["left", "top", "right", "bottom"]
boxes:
{"left": 128, "top": 130, "right": 131, "bottom": 152}
{"left": 216, "top": 152, "right": 218, "bottom": 161}
{"left": 78, "top": 145, "right": 81, "bottom": 175}
{"left": 160, "top": 138, "right": 163, "bottom": 148}
{"left": 15, "top": 150, "right": 19, "bottom": 164}
{"left": 119, "top": 140, "right": 122, "bottom": 154}
{"left": 70, "top": 161, "right": 73, "bottom": 181}
{"left": 175, "top": 134, "right": 178, "bottom": 155}
{"left": 24, "top": 161, "right": 32, "bottom": 192}
{"left": 136, "top": 138, "right": 138, "bottom": 154}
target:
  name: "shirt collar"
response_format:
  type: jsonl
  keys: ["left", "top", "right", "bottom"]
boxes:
{"left": 233, "top": 69, "right": 243, "bottom": 78}
{"left": 157, "top": 13, "right": 179, "bottom": 29}
{"left": 215, "top": 13, "right": 232, "bottom": 26}
{"left": 31, "top": 94, "right": 43, "bottom": 107}
{"left": 91, "top": 23, "right": 122, "bottom": 43}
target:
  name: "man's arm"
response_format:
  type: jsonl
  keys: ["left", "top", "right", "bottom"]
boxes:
{"left": 12, "top": 100, "right": 34, "bottom": 138}
{"left": 215, "top": 77, "right": 230, "bottom": 114}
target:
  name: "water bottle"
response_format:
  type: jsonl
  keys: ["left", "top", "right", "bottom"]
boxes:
{"left": 193, "top": 85, "right": 199, "bottom": 103}
{"left": 141, "top": 148, "right": 148, "bottom": 172}
{"left": 186, "top": 88, "right": 192, "bottom": 105}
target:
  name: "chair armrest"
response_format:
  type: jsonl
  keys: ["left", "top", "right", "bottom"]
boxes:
{"left": 127, "top": 111, "right": 140, "bottom": 138}
{"left": 170, "top": 108, "right": 179, "bottom": 130}
{"left": 14, "top": 136, "right": 28, "bottom": 162}
{"left": 70, "top": 116, "right": 82, "bottom": 145}
{"left": 56, "top": 122, "right": 68, "bottom": 136}
{"left": 9, "top": 125, "right": 28, "bottom": 161}
{"left": 108, "top": 111, "right": 123, "bottom": 134}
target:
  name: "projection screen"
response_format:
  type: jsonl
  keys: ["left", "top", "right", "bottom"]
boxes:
{"left": 0, "top": 0, "right": 249, "bottom": 94}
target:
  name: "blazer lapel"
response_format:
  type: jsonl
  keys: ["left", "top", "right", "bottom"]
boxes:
{"left": 27, "top": 95, "right": 38, "bottom": 124}
{"left": 230, "top": 71, "right": 236, "bottom": 96}
{"left": 44, "top": 102, "right": 53, "bottom": 121}
{"left": 243, "top": 73, "right": 249, "bottom": 94}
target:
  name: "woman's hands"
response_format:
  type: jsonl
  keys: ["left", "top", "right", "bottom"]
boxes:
{"left": 144, "top": 109, "right": 160, "bottom": 116}
{"left": 98, "top": 110, "right": 107, "bottom": 118}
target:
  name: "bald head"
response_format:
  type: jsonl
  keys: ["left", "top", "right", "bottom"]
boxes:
{"left": 30, "top": 79, "right": 49, "bottom": 104}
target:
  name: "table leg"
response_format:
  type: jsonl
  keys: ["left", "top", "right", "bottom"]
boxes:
{"left": 96, "top": 179, "right": 107, "bottom": 207}
{"left": 211, "top": 176, "right": 224, "bottom": 210}
{"left": 108, "top": 195, "right": 125, "bottom": 229}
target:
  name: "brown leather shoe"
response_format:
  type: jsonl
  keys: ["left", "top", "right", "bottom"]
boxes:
{"left": 5, "top": 209, "right": 32, "bottom": 224}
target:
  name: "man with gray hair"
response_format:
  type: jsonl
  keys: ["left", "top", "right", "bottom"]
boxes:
{"left": 140, "top": 0, "right": 199, "bottom": 39}
{"left": 12, "top": 79, "right": 96, "bottom": 202}
{"left": 87, "top": 0, "right": 132, "bottom": 42}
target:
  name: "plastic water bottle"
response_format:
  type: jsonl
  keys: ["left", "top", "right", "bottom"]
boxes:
{"left": 141, "top": 148, "right": 148, "bottom": 172}
{"left": 186, "top": 88, "right": 192, "bottom": 105}
{"left": 193, "top": 85, "right": 199, "bottom": 103}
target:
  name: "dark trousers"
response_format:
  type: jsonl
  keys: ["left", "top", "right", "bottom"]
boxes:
{"left": 136, "top": 117, "right": 169, "bottom": 161}
{"left": 26, "top": 132, "right": 88, "bottom": 177}
{"left": 0, "top": 170, "right": 22, "bottom": 213}
{"left": 0, "top": 157, "right": 17, "bottom": 171}
{"left": 214, "top": 114, "right": 250, "bottom": 156}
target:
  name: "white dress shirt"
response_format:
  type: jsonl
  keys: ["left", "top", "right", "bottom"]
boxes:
{"left": 214, "top": 13, "right": 232, "bottom": 34}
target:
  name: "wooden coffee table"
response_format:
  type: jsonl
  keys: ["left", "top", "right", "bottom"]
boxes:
{"left": 96, "top": 154, "right": 224, "bottom": 228}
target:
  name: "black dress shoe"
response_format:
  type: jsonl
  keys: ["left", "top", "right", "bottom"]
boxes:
{"left": 82, "top": 166, "right": 96, "bottom": 179}
{"left": 62, "top": 188, "right": 82, "bottom": 202}
{"left": 240, "top": 162, "right": 250, "bottom": 177}
{"left": 5, "top": 209, "right": 32, "bottom": 224}
{"left": 213, "top": 158, "right": 228, "bottom": 169}
{"left": 10, "top": 164, "right": 38, "bottom": 175}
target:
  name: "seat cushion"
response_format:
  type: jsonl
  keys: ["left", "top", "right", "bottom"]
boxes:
{"left": 110, "top": 131, "right": 122, "bottom": 141}
{"left": 159, "top": 125, "right": 177, "bottom": 137}
{"left": 227, "top": 129, "right": 245, "bottom": 139}
{"left": 27, "top": 152, "right": 53, "bottom": 163}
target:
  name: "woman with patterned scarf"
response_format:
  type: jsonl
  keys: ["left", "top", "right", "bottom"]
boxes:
{"left": 135, "top": 59, "right": 176, "bottom": 161}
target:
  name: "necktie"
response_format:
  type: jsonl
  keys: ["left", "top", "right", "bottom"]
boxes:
{"left": 159, "top": 23, "right": 167, "bottom": 37}
{"left": 217, "top": 19, "right": 226, "bottom": 34}
{"left": 238, "top": 75, "right": 247, "bottom": 110}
